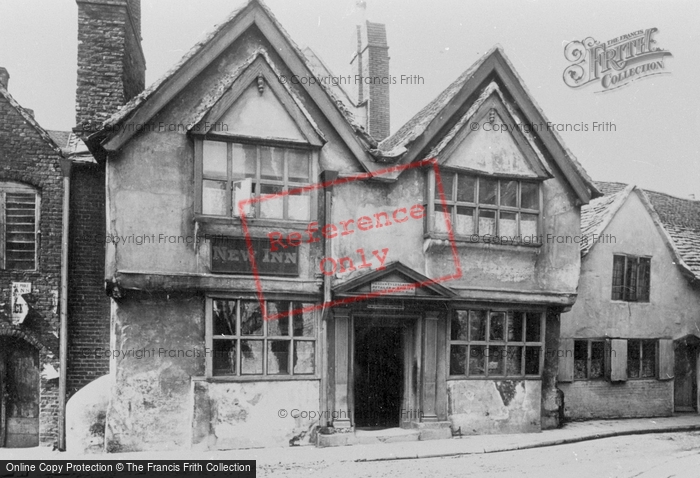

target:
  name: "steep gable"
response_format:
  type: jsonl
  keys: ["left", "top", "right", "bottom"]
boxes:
{"left": 433, "top": 86, "right": 551, "bottom": 179}
{"left": 86, "top": 0, "right": 376, "bottom": 170}
{"left": 378, "top": 47, "right": 599, "bottom": 202}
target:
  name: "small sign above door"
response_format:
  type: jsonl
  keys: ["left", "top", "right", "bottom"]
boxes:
{"left": 370, "top": 281, "right": 416, "bottom": 296}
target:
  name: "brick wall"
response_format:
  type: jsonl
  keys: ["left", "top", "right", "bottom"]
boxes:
{"left": 67, "top": 163, "right": 110, "bottom": 397}
{"left": 0, "top": 93, "right": 64, "bottom": 447}
{"left": 75, "top": 0, "right": 145, "bottom": 131}
{"left": 560, "top": 380, "right": 673, "bottom": 420}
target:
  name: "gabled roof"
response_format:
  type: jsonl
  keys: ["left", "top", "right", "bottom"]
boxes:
{"left": 47, "top": 130, "right": 97, "bottom": 164}
{"left": 0, "top": 84, "right": 63, "bottom": 156}
{"left": 583, "top": 181, "right": 700, "bottom": 281}
{"left": 642, "top": 188, "right": 700, "bottom": 279}
{"left": 580, "top": 183, "right": 634, "bottom": 257}
{"left": 377, "top": 46, "right": 600, "bottom": 202}
{"left": 87, "top": 0, "right": 378, "bottom": 170}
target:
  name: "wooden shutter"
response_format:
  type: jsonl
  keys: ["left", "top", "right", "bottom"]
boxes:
{"left": 5, "top": 192, "right": 36, "bottom": 270}
{"left": 558, "top": 338, "right": 574, "bottom": 382}
{"left": 609, "top": 339, "right": 628, "bottom": 381}
{"left": 658, "top": 339, "right": 674, "bottom": 380}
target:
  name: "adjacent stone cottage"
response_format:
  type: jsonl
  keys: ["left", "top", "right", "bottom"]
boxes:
{"left": 560, "top": 182, "right": 700, "bottom": 419}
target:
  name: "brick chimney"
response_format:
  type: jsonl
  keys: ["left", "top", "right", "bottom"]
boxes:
{"left": 0, "top": 67, "right": 9, "bottom": 89}
{"left": 350, "top": 2, "right": 390, "bottom": 141}
{"left": 75, "top": 0, "right": 146, "bottom": 133}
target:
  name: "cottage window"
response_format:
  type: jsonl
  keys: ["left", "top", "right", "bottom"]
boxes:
{"left": 573, "top": 340, "right": 606, "bottom": 380}
{"left": 449, "top": 309, "right": 544, "bottom": 378}
{"left": 627, "top": 339, "right": 657, "bottom": 379}
{"left": 200, "top": 139, "right": 312, "bottom": 221}
{"left": 0, "top": 182, "right": 39, "bottom": 270}
{"left": 208, "top": 299, "right": 316, "bottom": 377}
{"left": 429, "top": 169, "right": 540, "bottom": 242}
{"left": 611, "top": 255, "right": 650, "bottom": 302}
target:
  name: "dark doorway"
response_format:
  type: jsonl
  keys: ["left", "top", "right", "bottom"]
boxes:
{"left": 0, "top": 337, "right": 40, "bottom": 448}
{"left": 354, "top": 325, "right": 403, "bottom": 428}
{"left": 674, "top": 339, "right": 697, "bottom": 412}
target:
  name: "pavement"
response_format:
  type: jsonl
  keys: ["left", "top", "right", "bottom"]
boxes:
{"left": 2, "top": 415, "right": 700, "bottom": 466}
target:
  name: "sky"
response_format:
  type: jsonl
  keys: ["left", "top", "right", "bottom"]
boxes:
{"left": 0, "top": 0, "right": 698, "bottom": 199}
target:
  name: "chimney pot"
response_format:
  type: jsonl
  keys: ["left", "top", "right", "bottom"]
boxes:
{"left": 0, "top": 67, "right": 9, "bottom": 90}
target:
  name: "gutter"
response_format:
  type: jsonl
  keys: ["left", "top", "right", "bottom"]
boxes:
{"left": 58, "top": 158, "right": 72, "bottom": 451}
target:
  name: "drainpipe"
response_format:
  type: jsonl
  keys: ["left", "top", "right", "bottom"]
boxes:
{"left": 58, "top": 158, "right": 72, "bottom": 451}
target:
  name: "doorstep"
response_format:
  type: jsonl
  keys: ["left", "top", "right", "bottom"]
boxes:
{"left": 316, "top": 422, "right": 452, "bottom": 447}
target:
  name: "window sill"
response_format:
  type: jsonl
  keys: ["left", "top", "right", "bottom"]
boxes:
{"left": 610, "top": 300, "right": 651, "bottom": 305}
{"left": 195, "top": 213, "right": 314, "bottom": 232}
{"left": 447, "top": 376, "right": 542, "bottom": 381}
{"left": 424, "top": 234, "right": 542, "bottom": 251}
{"left": 193, "top": 375, "right": 321, "bottom": 383}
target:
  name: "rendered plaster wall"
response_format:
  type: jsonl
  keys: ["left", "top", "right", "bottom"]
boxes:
{"left": 447, "top": 380, "right": 541, "bottom": 434}
{"left": 329, "top": 136, "right": 582, "bottom": 299}
{"left": 192, "top": 380, "right": 320, "bottom": 450}
{"left": 563, "top": 192, "right": 700, "bottom": 339}
{"left": 105, "top": 28, "right": 358, "bottom": 284}
{"left": 560, "top": 192, "right": 700, "bottom": 420}
{"left": 104, "top": 292, "right": 205, "bottom": 452}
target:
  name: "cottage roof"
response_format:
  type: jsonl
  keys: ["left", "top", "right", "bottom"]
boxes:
{"left": 47, "top": 130, "right": 97, "bottom": 164}
{"left": 84, "top": 0, "right": 597, "bottom": 202}
{"left": 583, "top": 181, "right": 700, "bottom": 281}
{"left": 0, "top": 84, "right": 64, "bottom": 156}
{"left": 377, "top": 46, "right": 600, "bottom": 202}
{"left": 88, "top": 0, "right": 377, "bottom": 169}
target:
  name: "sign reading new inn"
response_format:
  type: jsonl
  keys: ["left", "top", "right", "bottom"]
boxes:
{"left": 211, "top": 236, "right": 299, "bottom": 276}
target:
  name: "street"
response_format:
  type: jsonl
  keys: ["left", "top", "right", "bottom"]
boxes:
{"left": 260, "top": 432, "right": 700, "bottom": 478}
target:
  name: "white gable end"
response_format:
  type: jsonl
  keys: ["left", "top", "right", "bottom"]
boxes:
{"left": 217, "top": 80, "right": 306, "bottom": 141}
{"left": 443, "top": 110, "right": 539, "bottom": 177}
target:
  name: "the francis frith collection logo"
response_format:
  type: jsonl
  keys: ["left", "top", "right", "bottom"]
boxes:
{"left": 563, "top": 28, "right": 673, "bottom": 93}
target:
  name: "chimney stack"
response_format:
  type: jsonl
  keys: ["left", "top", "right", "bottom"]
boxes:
{"left": 0, "top": 67, "right": 9, "bottom": 90}
{"left": 350, "top": 3, "right": 390, "bottom": 141}
{"left": 75, "top": 0, "right": 146, "bottom": 133}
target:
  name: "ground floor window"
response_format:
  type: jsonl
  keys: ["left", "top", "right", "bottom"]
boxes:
{"left": 208, "top": 299, "right": 316, "bottom": 377}
{"left": 449, "top": 309, "right": 544, "bottom": 378}
{"left": 574, "top": 340, "right": 606, "bottom": 380}
{"left": 628, "top": 339, "right": 657, "bottom": 379}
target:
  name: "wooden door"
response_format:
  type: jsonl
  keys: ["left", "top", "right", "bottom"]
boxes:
{"left": 0, "top": 337, "right": 40, "bottom": 447}
{"left": 674, "top": 340, "right": 697, "bottom": 412}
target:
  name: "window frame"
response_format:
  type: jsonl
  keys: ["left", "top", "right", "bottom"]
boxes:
{"left": 573, "top": 339, "right": 606, "bottom": 381}
{"left": 611, "top": 254, "right": 651, "bottom": 302}
{"left": 448, "top": 307, "right": 546, "bottom": 379}
{"left": 195, "top": 136, "right": 318, "bottom": 224}
{"left": 205, "top": 296, "right": 320, "bottom": 381}
{"left": 627, "top": 339, "right": 658, "bottom": 380}
{"left": 426, "top": 168, "right": 542, "bottom": 244}
{"left": 0, "top": 182, "right": 40, "bottom": 271}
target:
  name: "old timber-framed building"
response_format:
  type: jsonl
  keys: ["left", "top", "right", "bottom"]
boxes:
{"left": 81, "top": 0, "right": 600, "bottom": 451}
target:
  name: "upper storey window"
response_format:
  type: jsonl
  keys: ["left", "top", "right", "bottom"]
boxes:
{"left": 200, "top": 139, "right": 312, "bottom": 221}
{"left": 429, "top": 169, "right": 541, "bottom": 243}
{"left": 0, "top": 182, "right": 39, "bottom": 270}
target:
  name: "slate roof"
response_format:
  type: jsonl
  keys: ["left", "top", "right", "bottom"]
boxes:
{"left": 583, "top": 181, "right": 700, "bottom": 280}
{"left": 99, "top": 0, "right": 375, "bottom": 148}
{"left": 643, "top": 189, "right": 700, "bottom": 278}
{"left": 580, "top": 182, "right": 634, "bottom": 257}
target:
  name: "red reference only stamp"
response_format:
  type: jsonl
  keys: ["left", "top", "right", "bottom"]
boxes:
{"left": 238, "top": 157, "right": 461, "bottom": 321}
